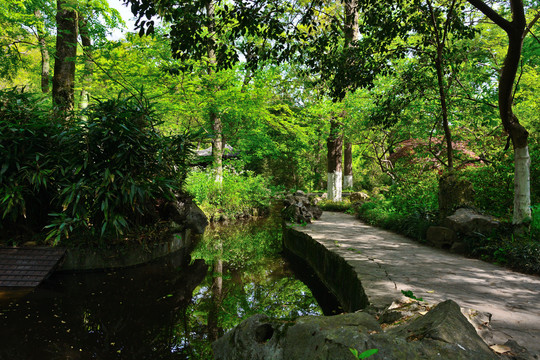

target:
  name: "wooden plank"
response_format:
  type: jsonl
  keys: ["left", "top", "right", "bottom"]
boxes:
{"left": 0, "top": 247, "right": 66, "bottom": 288}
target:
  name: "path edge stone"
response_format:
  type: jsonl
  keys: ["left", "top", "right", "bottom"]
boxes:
{"left": 283, "top": 225, "right": 369, "bottom": 312}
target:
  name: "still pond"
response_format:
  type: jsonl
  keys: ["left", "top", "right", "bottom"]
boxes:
{"left": 0, "top": 217, "right": 335, "bottom": 359}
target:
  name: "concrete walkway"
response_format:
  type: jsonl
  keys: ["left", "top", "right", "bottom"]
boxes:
{"left": 296, "top": 211, "right": 540, "bottom": 357}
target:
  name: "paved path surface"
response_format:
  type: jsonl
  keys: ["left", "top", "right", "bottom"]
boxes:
{"left": 298, "top": 212, "right": 540, "bottom": 357}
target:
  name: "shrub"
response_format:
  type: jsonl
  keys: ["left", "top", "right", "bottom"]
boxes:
{"left": 0, "top": 89, "right": 60, "bottom": 241}
{"left": 531, "top": 204, "right": 540, "bottom": 239}
{"left": 355, "top": 175, "right": 438, "bottom": 241}
{"left": 319, "top": 199, "right": 353, "bottom": 212}
{"left": 462, "top": 161, "right": 513, "bottom": 218}
{"left": 185, "top": 162, "right": 272, "bottom": 219}
{"left": 0, "top": 89, "right": 193, "bottom": 245}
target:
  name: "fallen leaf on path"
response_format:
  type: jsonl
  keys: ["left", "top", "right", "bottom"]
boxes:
{"left": 490, "top": 344, "right": 511, "bottom": 354}
{"left": 418, "top": 311, "right": 428, "bottom": 315}
{"left": 427, "top": 290, "right": 435, "bottom": 293}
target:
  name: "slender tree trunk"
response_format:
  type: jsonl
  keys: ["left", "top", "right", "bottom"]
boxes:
{"left": 344, "top": 142, "right": 353, "bottom": 189}
{"left": 207, "top": 236, "right": 223, "bottom": 342}
{"left": 78, "top": 16, "right": 93, "bottom": 115}
{"left": 327, "top": 118, "right": 343, "bottom": 201}
{"left": 211, "top": 111, "right": 224, "bottom": 184}
{"left": 206, "top": 1, "right": 224, "bottom": 185}
{"left": 499, "top": 5, "right": 529, "bottom": 224}
{"left": 427, "top": 0, "right": 455, "bottom": 170}
{"left": 434, "top": 45, "right": 453, "bottom": 170}
{"left": 52, "top": 0, "right": 78, "bottom": 116}
{"left": 34, "top": 10, "right": 50, "bottom": 94}
{"left": 207, "top": 259, "right": 223, "bottom": 341}
{"left": 344, "top": 0, "right": 358, "bottom": 46}
{"left": 466, "top": 0, "right": 530, "bottom": 224}
{"left": 341, "top": 0, "right": 358, "bottom": 191}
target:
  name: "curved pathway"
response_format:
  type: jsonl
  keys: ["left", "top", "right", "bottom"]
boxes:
{"left": 297, "top": 211, "right": 540, "bottom": 356}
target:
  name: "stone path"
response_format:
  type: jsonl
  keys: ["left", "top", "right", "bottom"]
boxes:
{"left": 297, "top": 211, "right": 540, "bottom": 357}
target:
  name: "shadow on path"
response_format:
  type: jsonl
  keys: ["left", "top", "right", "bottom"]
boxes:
{"left": 297, "top": 211, "right": 540, "bottom": 356}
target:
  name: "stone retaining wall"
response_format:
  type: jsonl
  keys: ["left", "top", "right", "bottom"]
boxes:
{"left": 59, "top": 229, "right": 194, "bottom": 271}
{"left": 283, "top": 225, "right": 369, "bottom": 312}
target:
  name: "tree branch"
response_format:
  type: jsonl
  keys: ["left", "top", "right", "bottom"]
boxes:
{"left": 524, "top": 10, "right": 540, "bottom": 38}
{"left": 466, "top": 0, "right": 512, "bottom": 32}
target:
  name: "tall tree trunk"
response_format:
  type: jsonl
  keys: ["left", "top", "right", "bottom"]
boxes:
{"left": 341, "top": 0, "right": 358, "bottom": 190}
{"left": 207, "top": 235, "right": 223, "bottom": 342}
{"left": 427, "top": 0, "right": 455, "bottom": 171}
{"left": 52, "top": 0, "right": 78, "bottom": 116}
{"left": 34, "top": 10, "right": 50, "bottom": 94}
{"left": 327, "top": 118, "right": 343, "bottom": 201}
{"left": 78, "top": 16, "right": 93, "bottom": 116}
{"left": 343, "top": 142, "right": 353, "bottom": 189}
{"left": 207, "top": 258, "right": 223, "bottom": 341}
{"left": 211, "top": 111, "right": 224, "bottom": 184}
{"left": 206, "top": 1, "right": 223, "bottom": 185}
{"left": 344, "top": 0, "right": 358, "bottom": 46}
{"left": 434, "top": 47, "right": 453, "bottom": 170}
{"left": 466, "top": 0, "right": 530, "bottom": 224}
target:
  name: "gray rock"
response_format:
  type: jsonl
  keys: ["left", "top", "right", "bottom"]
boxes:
{"left": 185, "top": 203, "right": 208, "bottom": 234}
{"left": 501, "top": 339, "right": 536, "bottom": 360}
{"left": 389, "top": 300, "right": 496, "bottom": 358}
{"left": 281, "top": 193, "right": 323, "bottom": 224}
{"left": 451, "top": 241, "right": 468, "bottom": 254}
{"left": 162, "top": 196, "right": 208, "bottom": 234}
{"left": 350, "top": 192, "right": 370, "bottom": 203}
{"left": 213, "top": 300, "right": 498, "bottom": 360}
{"left": 443, "top": 208, "right": 499, "bottom": 236}
{"left": 426, "top": 226, "right": 457, "bottom": 249}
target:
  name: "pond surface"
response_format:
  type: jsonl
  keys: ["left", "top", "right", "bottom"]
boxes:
{"left": 0, "top": 217, "right": 331, "bottom": 359}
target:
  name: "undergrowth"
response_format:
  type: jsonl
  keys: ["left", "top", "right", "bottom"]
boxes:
{"left": 0, "top": 89, "right": 193, "bottom": 246}
{"left": 185, "top": 162, "right": 273, "bottom": 220}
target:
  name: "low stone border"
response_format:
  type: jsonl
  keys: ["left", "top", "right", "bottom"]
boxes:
{"left": 59, "top": 229, "right": 194, "bottom": 271}
{"left": 283, "top": 225, "right": 369, "bottom": 312}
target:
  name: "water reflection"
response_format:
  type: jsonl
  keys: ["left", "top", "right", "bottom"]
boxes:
{"left": 0, "top": 217, "right": 323, "bottom": 359}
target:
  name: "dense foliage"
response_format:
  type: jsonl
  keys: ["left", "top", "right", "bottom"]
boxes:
{"left": 185, "top": 162, "right": 274, "bottom": 220}
{"left": 0, "top": 89, "right": 193, "bottom": 245}
{"left": 0, "top": 0, "right": 538, "bottom": 272}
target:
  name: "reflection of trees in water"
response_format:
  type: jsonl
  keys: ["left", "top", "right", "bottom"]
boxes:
{"left": 207, "top": 236, "right": 224, "bottom": 342}
{"left": 0, "top": 216, "right": 323, "bottom": 360}
{"left": 186, "top": 216, "right": 323, "bottom": 357}
{"left": 0, "top": 254, "right": 208, "bottom": 360}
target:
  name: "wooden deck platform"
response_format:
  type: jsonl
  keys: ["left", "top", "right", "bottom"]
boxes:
{"left": 0, "top": 247, "right": 66, "bottom": 288}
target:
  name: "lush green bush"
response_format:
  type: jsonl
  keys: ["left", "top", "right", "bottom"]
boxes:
{"left": 0, "top": 89, "right": 193, "bottom": 245}
{"left": 0, "top": 89, "right": 60, "bottom": 241}
{"left": 466, "top": 224, "right": 540, "bottom": 274}
{"left": 531, "top": 204, "right": 540, "bottom": 239}
{"left": 461, "top": 161, "right": 513, "bottom": 218}
{"left": 319, "top": 199, "right": 353, "bottom": 212}
{"left": 355, "top": 176, "right": 438, "bottom": 241}
{"left": 185, "top": 162, "right": 272, "bottom": 220}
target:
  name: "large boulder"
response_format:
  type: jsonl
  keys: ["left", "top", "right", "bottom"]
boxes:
{"left": 282, "top": 193, "right": 322, "bottom": 224}
{"left": 213, "top": 300, "right": 498, "bottom": 360}
{"left": 161, "top": 194, "right": 208, "bottom": 234}
{"left": 443, "top": 208, "right": 499, "bottom": 236}
{"left": 349, "top": 192, "right": 370, "bottom": 203}
{"left": 426, "top": 226, "right": 457, "bottom": 249}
